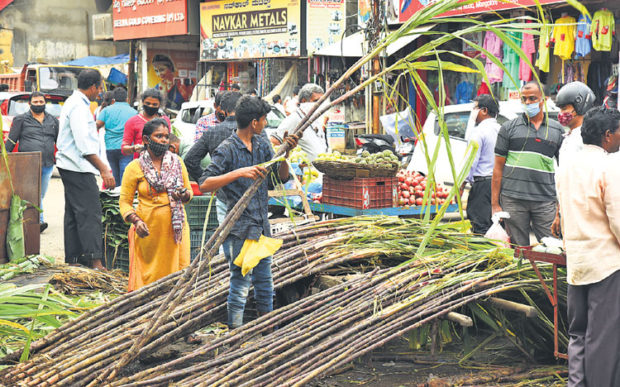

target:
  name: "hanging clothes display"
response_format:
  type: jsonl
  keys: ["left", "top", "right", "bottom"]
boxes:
{"left": 536, "top": 23, "right": 553, "bottom": 73}
{"left": 591, "top": 9, "right": 615, "bottom": 52}
{"left": 559, "top": 61, "right": 575, "bottom": 84}
{"left": 477, "top": 81, "right": 491, "bottom": 96}
{"left": 587, "top": 61, "right": 613, "bottom": 103}
{"left": 519, "top": 24, "right": 536, "bottom": 82}
{"left": 502, "top": 29, "right": 522, "bottom": 89}
{"left": 575, "top": 14, "right": 592, "bottom": 58}
{"left": 455, "top": 80, "right": 474, "bottom": 104}
{"left": 552, "top": 15, "right": 577, "bottom": 61}
{"left": 482, "top": 31, "right": 504, "bottom": 83}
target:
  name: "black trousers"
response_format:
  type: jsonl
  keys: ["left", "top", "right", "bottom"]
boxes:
{"left": 567, "top": 270, "right": 620, "bottom": 387}
{"left": 58, "top": 168, "right": 103, "bottom": 265}
{"left": 467, "top": 178, "right": 492, "bottom": 235}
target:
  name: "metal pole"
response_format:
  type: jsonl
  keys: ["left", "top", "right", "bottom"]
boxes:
{"left": 370, "top": 0, "right": 381, "bottom": 134}
{"left": 127, "top": 40, "right": 136, "bottom": 104}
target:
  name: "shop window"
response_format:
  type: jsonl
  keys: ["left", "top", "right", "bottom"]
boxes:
{"left": 181, "top": 107, "right": 197, "bottom": 124}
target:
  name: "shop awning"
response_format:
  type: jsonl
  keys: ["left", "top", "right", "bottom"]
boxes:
{"left": 314, "top": 25, "right": 434, "bottom": 58}
{"left": 62, "top": 54, "right": 131, "bottom": 67}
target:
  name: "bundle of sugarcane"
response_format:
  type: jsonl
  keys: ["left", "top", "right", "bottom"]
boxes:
{"left": 109, "top": 248, "right": 540, "bottom": 386}
{"left": 0, "top": 255, "right": 53, "bottom": 281}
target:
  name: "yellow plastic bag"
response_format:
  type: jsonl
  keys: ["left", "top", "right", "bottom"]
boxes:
{"left": 233, "top": 235, "right": 283, "bottom": 276}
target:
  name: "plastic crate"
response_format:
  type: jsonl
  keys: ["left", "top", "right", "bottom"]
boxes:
{"left": 105, "top": 246, "right": 129, "bottom": 273}
{"left": 190, "top": 230, "right": 214, "bottom": 262}
{"left": 323, "top": 176, "right": 398, "bottom": 209}
{"left": 186, "top": 195, "right": 219, "bottom": 231}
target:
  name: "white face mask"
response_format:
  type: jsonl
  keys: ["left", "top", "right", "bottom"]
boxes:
{"left": 465, "top": 108, "right": 480, "bottom": 141}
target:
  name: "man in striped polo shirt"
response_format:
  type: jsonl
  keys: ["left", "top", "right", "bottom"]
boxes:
{"left": 491, "top": 81, "right": 564, "bottom": 246}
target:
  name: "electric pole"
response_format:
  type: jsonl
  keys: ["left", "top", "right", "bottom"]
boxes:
{"left": 370, "top": 0, "right": 382, "bottom": 134}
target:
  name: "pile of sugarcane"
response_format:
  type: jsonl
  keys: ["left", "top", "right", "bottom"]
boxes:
{"left": 0, "top": 217, "right": 564, "bottom": 386}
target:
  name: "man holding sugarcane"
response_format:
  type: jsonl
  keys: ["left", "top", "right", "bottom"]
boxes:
{"left": 199, "top": 96, "right": 299, "bottom": 329}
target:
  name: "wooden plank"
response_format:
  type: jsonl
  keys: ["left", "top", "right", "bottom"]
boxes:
{"left": 0, "top": 152, "right": 41, "bottom": 263}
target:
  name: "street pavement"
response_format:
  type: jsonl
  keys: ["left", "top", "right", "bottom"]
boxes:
{"left": 41, "top": 172, "right": 111, "bottom": 264}
{"left": 40, "top": 173, "right": 66, "bottom": 263}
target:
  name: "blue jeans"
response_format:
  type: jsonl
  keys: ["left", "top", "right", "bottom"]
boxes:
{"left": 40, "top": 165, "right": 54, "bottom": 223}
{"left": 106, "top": 149, "right": 132, "bottom": 187}
{"left": 223, "top": 234, "right": 273, "bottom": 329}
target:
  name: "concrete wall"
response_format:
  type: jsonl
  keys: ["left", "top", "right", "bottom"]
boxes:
{"left": 0, "top": 0, "right": 126, "bottom": 66}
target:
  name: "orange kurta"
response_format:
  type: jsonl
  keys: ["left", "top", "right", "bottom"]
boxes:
{"left": 119, "top": 158, "right": 192, "bottom": 291}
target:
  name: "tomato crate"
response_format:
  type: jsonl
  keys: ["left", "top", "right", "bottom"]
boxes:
{"left": 323, "top": 176, "right": 398, "bottom": 209}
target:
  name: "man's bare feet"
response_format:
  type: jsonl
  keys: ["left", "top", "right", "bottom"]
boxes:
{"left": 91, "top": 259, "right": 107, "bottom": 271}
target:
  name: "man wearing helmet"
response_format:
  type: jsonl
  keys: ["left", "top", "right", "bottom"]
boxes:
{"left": 556, "top": 82, "right": 596, "bottom": 166}
{"left": 551, "top": 82, "right": 596, "bottom": 237}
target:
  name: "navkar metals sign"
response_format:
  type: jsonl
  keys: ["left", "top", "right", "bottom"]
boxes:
{"left": 112, "top": 0, "right": 188, "bottom": 40}
{"left": 200, "top": 0, "right": 301, "bottom": 60}
{"left": 397, "top": 0, "right": 565, "bottom": 23}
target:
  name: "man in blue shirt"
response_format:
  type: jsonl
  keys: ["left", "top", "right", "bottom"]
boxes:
{"left": 464, "top": 94, "right": 500, "bottom": 234}
{"left": 57, "top": 69, "right": 115, "bottom": 270}
{"left": 96, "top": 87, "right": 136, "bottom": 185}
{"left": 199, "top": 96, "right": 298, "bottom": 328}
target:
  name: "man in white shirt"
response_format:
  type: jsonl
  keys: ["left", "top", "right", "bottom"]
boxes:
{"left": 551, "top": 82, "right": 595, "bottom": 237}
{"left": 463, "top": 95, "right": 501, "bottom": 234}
{"left": 270, "top": 83, "right": 327, "bottom": 162}
{"left": 56, "top": 69, "right": 115, "bottom": 270}
{"left": 556, "top": 107, "right": 620, "bottom": 387}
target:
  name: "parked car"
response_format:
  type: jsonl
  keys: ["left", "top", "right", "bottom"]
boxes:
{"left": 408, "top": 99, "right": 560, "bottom": 186}
{"left": 172, "top": 99, "right": 215, "bottom": 143}
{"left": 2, "top": 92, "right": 67, "bottom": 144}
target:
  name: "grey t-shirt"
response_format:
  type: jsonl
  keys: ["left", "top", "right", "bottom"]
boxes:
{"left": 495, "top": 114, "right": 564, "bottom": 202}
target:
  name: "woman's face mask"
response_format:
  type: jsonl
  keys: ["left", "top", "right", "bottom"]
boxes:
{"left": 148, "top": 138, "right": 168, "bottom": 157}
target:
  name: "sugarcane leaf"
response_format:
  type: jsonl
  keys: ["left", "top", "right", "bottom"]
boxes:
{"left": 0, "top": 319, "right": 29, "bottom": 334}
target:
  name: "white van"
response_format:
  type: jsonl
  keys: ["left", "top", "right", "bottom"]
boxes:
{"left": 172, "top": 100, "right": 215, "bottom": 144}
{"left": 408, "top": 99, "right": 560, "bottom": 186}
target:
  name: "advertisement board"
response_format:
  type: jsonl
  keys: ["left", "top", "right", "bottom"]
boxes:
{"left": 200, "top": 0, "right": 301, "bottom": 60}
{"left": 147, "top": 50, "right": 198, "bottom": 110}
{"left": 398, "top": 0, "right": 565, "bottom": 23}
{"left": 112, "top": 0, "right": 188, "bottom": 40}
{"left": 307, "top": 0, "right": 347, "bottom": 54}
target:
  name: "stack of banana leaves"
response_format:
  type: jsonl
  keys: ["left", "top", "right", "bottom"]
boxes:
{"left": 0, "top": 217, "right": 567, "bottom": 386}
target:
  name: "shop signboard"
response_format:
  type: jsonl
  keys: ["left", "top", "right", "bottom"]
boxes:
{"left": 307, "top": 0, "right": 347, "bottom": 55}
{"left": 112, "top": 0, "right": 189, "bottom": 40}
{"left": 398, "top": 0, "right": 565, "bottom": 24}
{"left": 147, "top": 50, "right": 198, "bottom": 110}
{"left": 200, "top": 0, "right": 301, "bottom": 60}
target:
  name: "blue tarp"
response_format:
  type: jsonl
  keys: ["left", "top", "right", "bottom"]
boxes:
{"left": 62, "top": 54, "right": 130, "bottom": 67}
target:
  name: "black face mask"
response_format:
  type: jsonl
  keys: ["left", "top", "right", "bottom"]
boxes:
{"left": 216, "top": 111, "right": 226, "bottom": 122}
{"left": 143, "top": 105, "right": 159, "bottom": 116}
{"left": 31, "top": 105, "right": 46, "bottom": 114}
{"left": 148, "top": 139, "right": 168, "bottom": 157}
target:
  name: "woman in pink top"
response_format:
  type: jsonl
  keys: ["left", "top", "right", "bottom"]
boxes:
{"left": 556, "top": 106, "right": 620, "bottom": 387}
{"left": 122, "top": 89, "right": 171, "bottom": 159}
